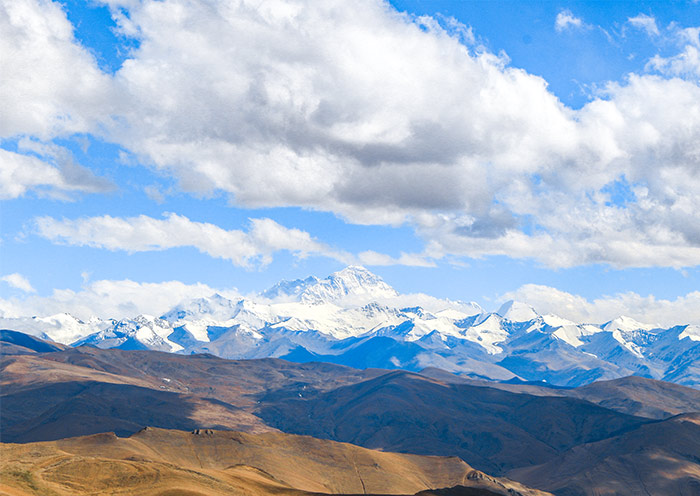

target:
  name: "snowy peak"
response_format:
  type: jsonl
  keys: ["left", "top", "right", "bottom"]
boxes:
{"left": 679, "top": 325, "right": 700, "bottom": 342}
{"left": 497, "top": 300, "right": 539, "bottom": 322}
{"left": 299, "top": 266, "right": 399, "bottom": 304}
{"left": 261, "top": 276, "right": 320, "bottom": 301}
{"left": 603, "top": 315, "right": 654, "bottom": 333}
{"left": 161, "top": 293, "right": 239, "bottom": 322}
{"left": 75, "top": 315, "right": 179, "bottom": 353}
{"left": 0, "top": 313, "right": 110, "bottom": 345}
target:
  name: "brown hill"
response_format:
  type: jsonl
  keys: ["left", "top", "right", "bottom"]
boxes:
{"left": 2, "top": 334, "right": 700, "bottom": 493}
{"left": 508, "top": 413, "right": 700, "bottom": 496}
{"left": 566, "top": 375, "right": 700, "bottom": 419}
{"left": 0, "top": 427, "right": 549, "bottom": 496}
{"left": 420, "top": 368, "right": 700, "bottom": 419}
{"left": 33, "top": 346, "right": 384, "bottom": 407}
{"left": 0, "top": 346, "right": 381, "bottom": 442}
{"left": 257, "top": 370, "right": 649, "bottom": 474}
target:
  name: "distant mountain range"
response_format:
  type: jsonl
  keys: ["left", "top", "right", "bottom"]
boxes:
{"left": 2, "top": 266, "right": 699, "bottom": 388}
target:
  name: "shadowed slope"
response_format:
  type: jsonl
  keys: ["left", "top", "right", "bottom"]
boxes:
{"left": 420, "top": 368, "right": 700, "bottom": 419}
{"left": 0, "top": 330, "right": 66, "bottom": 355}
{"left": 0, "top": 345, "right": 382, "bottom": 443}
{"left": 508, "top": 413, "right": 700, "bottom": 496}
{"left": 0, "top": 381, "right": 269, "bottom": 443}
{"left": 567, "top": 375, "right": 700, "bottom": 419}
{"left": 37, "top": 346, "right": 384, "bottom": 407}
{"left": 257, "top": 370, "right": 649, "bottom": 475}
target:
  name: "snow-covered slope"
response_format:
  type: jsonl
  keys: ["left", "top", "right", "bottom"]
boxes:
{"left": 4, "top": 266, "right": 699, "bottom": 389}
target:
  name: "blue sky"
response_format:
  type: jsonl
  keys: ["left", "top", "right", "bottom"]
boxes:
{"left": 2, "top": 0, "right": 700, "bottom": 324}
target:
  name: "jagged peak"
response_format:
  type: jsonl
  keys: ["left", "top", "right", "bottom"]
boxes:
{"left": 332, "top": 265, "right": 374, "bottom": 277}
{"left": 260, "top": 275, "right": 320, "bottom": 300}
{"left": 301, "top": 266, "right": 399, "bottom": 303}
{"left": 161, "top": 293, "right": 240, "bottom": 322}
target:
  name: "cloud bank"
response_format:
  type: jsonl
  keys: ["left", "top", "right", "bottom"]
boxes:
{"left": 502, "top": 285, "right": 700, "bottom": 327}
{"left": 0, "top": 279, "right": 239, "bottom": 320}
{"left": 2, "top": 275, "right": 699, "bottom": 327}
{"left": 35, "top": 213, "right": 340, "bottom": 268}
{"left": 34, "top": 213, "right": 432, "bottom": 268}
{"left": 2, "top": 0, "right": 700, "bottom": 269}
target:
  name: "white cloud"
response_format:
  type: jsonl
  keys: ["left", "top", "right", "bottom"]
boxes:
{"left": 628, "top": 14, "right": 660, "bottom": 37}
{"left": 555, "top": 10, "right": 585, "bottom": 32}
{"left": 3, "top": 0, "right": 700, "bottom": 269}
{"left": 0, "top": 0, "right": 115, "bottom": 199}
{"left": 648, "top": 45, "right": 700, "bottom": 80}
{"left": 1, "top": 273, "right": 36, "bottom": 293}
{"left": 0, "top": 148, "right": 113, "bottom": 199}
{"left": 502, "top": 284, "right": 700, "bottom": 326}
{"left": 0, "top": 0, "right": 114, "bottom": 139}
{"left": 34, "top": 213, "right": 340, "bottom": 268}
{"left": 356, "top": 250, "right": 436, "bottom": 268}
{"left": 101, "top": 0, "right": 700, "bottom": 268}
{"left": 0, "top": 279, "right": 239, "bottom": 320}
{"left": 0, "top": 138, "right": 115, "bottom": 200}
{"left": 98, "top": 0, "right": 577, "bottom": 222}
{"left": 33, "top": 213, "right": 431, "bottom": 268}
{"left": 647, "top": 26, "right": 700, "bottom": 80}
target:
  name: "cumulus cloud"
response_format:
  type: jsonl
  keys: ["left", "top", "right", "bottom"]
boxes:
{"left": 501, "top": 284, "right": 700, "bottom": 326}
{"left": 3, "top": 0, "right": 700, "bottom": 269}
{"left": 0, "top": 0, "right": 114, "bottom": 138}
{"left": 0, "top": 0, "right": 115, "bottom": 198}
{"left": 555, "top": 10, "right": 586, "bottom": 32}
{"left": 628, "top": 14, "right": 660, "bottom": 37}
{"left": 0, "top": 143, "right": 114, "bottom": 200}
{"left": 0, "top": 279, "right": 239, "bottom": 320}
{"left": 1, "top": 273, "right": 36, "bottom": 293}
{"left": 102, "top": 0, "right": 700, "bottom": 268}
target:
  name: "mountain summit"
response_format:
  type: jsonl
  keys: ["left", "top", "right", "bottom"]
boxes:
{"left": 299, "top": 265, "right": 399, "bottom": 304}
{"left": 262, "top": 265, "right": 399, "bottom": 304}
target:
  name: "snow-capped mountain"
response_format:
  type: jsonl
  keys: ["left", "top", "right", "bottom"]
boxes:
{"left": 3, "top": 266, "right": 699, "bottom": 389}
{"left": 263, "top": 265, "right": 400, "bottom": 304}
{"left": 0, "top": 313, "right": 113, "bottom": 345}
{"left": 74, "top": 314, "right": 183, "bottom": 352}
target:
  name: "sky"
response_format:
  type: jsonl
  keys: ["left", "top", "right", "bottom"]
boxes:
{"left": 2, "top": 0, "right": 700, "bottom": 325}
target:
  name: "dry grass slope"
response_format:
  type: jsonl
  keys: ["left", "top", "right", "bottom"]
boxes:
{"left": 0, "top": 428, "right": 549, "bottom": 496}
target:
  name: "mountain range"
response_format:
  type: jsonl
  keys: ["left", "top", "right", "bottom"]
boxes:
{"left": 2, "top": 266, "right": 699, "bottom": 388}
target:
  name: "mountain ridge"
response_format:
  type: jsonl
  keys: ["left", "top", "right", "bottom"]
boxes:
{"left": 2, "top": 266, "right": 699, "bottom": 388}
